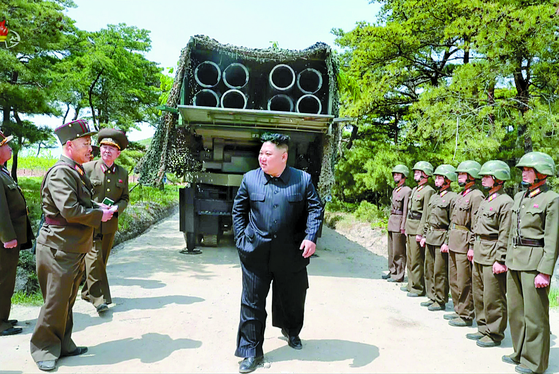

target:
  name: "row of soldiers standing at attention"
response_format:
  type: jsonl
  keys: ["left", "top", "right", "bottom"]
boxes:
{"left": 386, "top": 154, "right": 559, "bottom": 374}
{"left": 0, "top": 120, "right": 129, "bottom": 372}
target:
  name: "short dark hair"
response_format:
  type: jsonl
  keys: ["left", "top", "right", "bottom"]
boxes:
{"left": 261, "top": 133, "right": 290, "bottom": 150}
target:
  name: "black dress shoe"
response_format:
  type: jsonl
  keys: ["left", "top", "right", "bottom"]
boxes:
{"left": 239, "top": 356, "right": 263, "bottom": 373}
{"left": 281, "top": 328, "right": 303, "bottom": 350}
{"left": 37, "top": 360, "right": 56, "bottom": 371}
{"left": 7, "top": 319, "right": 18, "bottom": 325}
{"left": 1, "top": 327, "right": 22, "bottom": 336}
{"left": 96, "top": 303, "right": 109, "bottom": 313}
{"left": 387, "top": 278, "right": 403, "bottom": 283}
{"left": 502, "top": 355, "right": 520, "bottom": 365}
{"left": 381, "top": 273, "right": 391, "bottom": 279}
{"left": 515, "top": 364, "right": 536, "bottom": 374}
{"left": 61, "top": 346, "right": 88, "bottom": 357}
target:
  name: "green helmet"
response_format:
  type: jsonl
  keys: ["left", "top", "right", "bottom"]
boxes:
{"left": 434, "top": 164, "right": 457, "bottom": 182}
{"left": 479, "top": 160, "right": 511, "bottom": 181}
{"left": 456, "top": 160, "right": 482, "bottom": 179}
{"left": 392, "top": 164, "right": 409, "bottom": 178}
{"left": 515, "top": 152, "right": 556, "bottom": 176}
{"left": 412, "top": 161, "right": 434, "bottom": 177}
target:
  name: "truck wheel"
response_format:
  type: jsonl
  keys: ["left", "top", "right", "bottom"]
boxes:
{"left": 202, "top": 234, "right": 218, "bottom": 247}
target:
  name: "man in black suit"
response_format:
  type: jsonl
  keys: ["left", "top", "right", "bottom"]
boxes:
{"left": 232, "top": 133, "right": 324, "bottom": 373}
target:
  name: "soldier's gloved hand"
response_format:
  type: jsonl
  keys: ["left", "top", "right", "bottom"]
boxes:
{"left": 534, "top": 273, "right": 551, "bottom": 288}
{"left": 467, "top": 249, "right": 474, "bottom": 262}
{"left": 300, "top": 239, "right": 316, "bottom": 258}
{"left": 440, "top": 244, "right": 449, "bottom": 253}
{"left": 415, "top": 234, "right": 422, "bottom": 242}
{"left": 492, "top": 261, "right": 507, "bottom": 274}
{"left": 419, "top": 237, "right": 426, "bottom": 247}
{"left": 3, "top": 239, "right": 17, "bottom": 249}
{"left": 101, "top": 208, "right": 114, "bottom": 222}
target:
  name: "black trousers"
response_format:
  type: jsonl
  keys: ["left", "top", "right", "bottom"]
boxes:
{"left": 235, "top": 262, "right": 308, "bottom": 358}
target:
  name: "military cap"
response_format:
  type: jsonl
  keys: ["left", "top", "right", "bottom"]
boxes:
{"left": 392, "top": 164, "right": 409, "bottom": 178}
{"left": 97, "top": 128, "right": 128, "bottom": 151}
{"left": 456, "top": 160, "right": 481, "bottom": 179}
{"left": 434, "top": 164, "right": 457, "bottom": 182}
{"left": 516, "top": 151, "right": 556, "bottom": 176}
{"left": 54, "top": 119, "right": 97, "bottom": 145}
{"left": 412, "top": 161, "right": 434, "bottom": 176}
{"left": 0, "top": 131, "right": 13, "bottom": 147}
{"left": 479, "top": 160, "right": 511, "bottom": 181}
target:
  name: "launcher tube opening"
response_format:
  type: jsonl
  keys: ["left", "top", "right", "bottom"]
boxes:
{"left": 269, "top": 64, "right": 295, "bottom": 91}
{"left": 267, "top": 94, "right": 294, "bottom": 112}
{"left": 193, "top": 89, "right": 220, "bottom": 107}
{"left": 194, "top": 61, "right": 221, "bottom": 88}
{"left": 296, "top": 94, "right": 322, "bottom": 114}
{"left": 223, "top": 63, "right": 249, "bottom": 89}
{"left": 297, "top": 68, "right": 323, "bottom": 94}
{"left": 221, "top": 89, "right": 247, "bottom": 109}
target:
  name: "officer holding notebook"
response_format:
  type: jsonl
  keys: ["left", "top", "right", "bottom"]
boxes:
{"left": 82, "top": 128, "right": 129, "bottom": 313}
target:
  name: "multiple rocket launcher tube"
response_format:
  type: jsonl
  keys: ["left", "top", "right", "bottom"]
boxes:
{"left": 193, "top": 61, "right": 324, "bottom": 114}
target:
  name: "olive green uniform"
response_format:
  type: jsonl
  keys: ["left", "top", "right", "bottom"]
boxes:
{"left": 405, "top": 184, "right": 435, "bottom": 295}
{"left": 387, "top": 185, "right": 411, "bottom": 281}
{"left": 447, "top": 187, "right": 483, "bottom": 321}
{"left": 82, "top": 160, "right": 129, "bottom": 308}
{"left": 472, "top": 190, "right": 512, "bottom": 342}
{"left": 30, "top": 156, "right": 103, "bottom": 362}
{"left": 0, "top": 166, "right": 34, "bottom": 333}
{"left": 506, "top": 184, "right": 559, "bottom": 373}
{"left": 422, "top": 188, "right": 458, "bottom": 307}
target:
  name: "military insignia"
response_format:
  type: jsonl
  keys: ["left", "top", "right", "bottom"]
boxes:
{"left": 119, "top": 179, "right": 123, "bottom": 183}
{"left": 440, "top": 190, "right": 448, "bottom": 197}
{"left": 489, "top": 207, "right": 493, "bottom": 211}
{"left": 529, "top": 188, "right": 541, "bottom": 198}
{"left": 488, "top": 192, "right": 498, "bottom": 201}
{"left": 534, "top": 203, "right": 539, "bottom": 208}
{"left": 74, "top": 165, "right": 84, "bottom": 176}
{"left": 418, "top": 185, "right": 424, "bottom": 192}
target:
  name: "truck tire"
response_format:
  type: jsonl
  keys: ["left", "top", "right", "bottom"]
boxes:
{"left": 202, "top": 234, "right": 218, "bottom": 247}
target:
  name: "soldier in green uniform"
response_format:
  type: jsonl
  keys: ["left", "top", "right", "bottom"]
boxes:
{"left": 384, "top": 165, "right": 412, "bottom": 282}
{"left": 82, "top": 128, "right": 129, "bottom": 313}
{"left": 403, "top": 161, "right": 435, "bottom": 297}
{"left": 503, "top": 152, "right": 559, "bottom": 374}
{"left": 0, "top": 131, "right": 34, "bottom": 336}
{"left": 445, "top": 161, "right": 484, "bottom": 326}
{"left": 30, "top": 120, "right": 116, "bottom": 372}
{"left": 468, "top": 160, "right": 512, "bottom": 348}
{"left": 419, "top": 165, "right": 458, "bottom": 311}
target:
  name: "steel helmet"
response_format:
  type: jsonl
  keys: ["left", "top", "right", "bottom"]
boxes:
{"left": 515, "top": 152, "right": 556, "bottom": 176}
{"left": 392, "top": 164, "right": 410, "bottom": 178}
{"left": 479, "top": 160, "right": 511, "bottom": 181}
{"left": 412, "top": 161, "right": 434, "bottom": 177}
{"left": 456, "top": 160, "right": 481, "bottom": 179}
{"left": 434, "top": 164, "right": 457, "bottom": 182}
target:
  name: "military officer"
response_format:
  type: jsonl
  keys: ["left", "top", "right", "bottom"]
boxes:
{"left": 445, "top": 161, "right": 484, "bottom": 326}
{"left": 467, "top": 160, "right": 512, "bottom": 348}
{"left": 503, "top": 152, "right": 559, "bottom": 374}
{"left": 82, "top": 128, "right": 129, "bottom": 313}
{"left": 419, "top": 165, "right": 458, "bottom": 311}
{"left": 384, "top": 165, "right": 412, "bottom": 282}
{"left": 0, "top": 131, "right": 34, "bottom": 336}
{"left": 403, "top": 161, "right": 435, "bottom": 297}
{"left": 30, "top": 120, "right": 115, "bottom": 371}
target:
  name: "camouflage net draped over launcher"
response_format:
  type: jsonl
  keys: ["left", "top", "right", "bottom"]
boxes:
{"left": 138, "top": 35, "right": 341, "bottom": 198}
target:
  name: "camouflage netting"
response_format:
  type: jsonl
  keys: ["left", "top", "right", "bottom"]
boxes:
{"left": 138, "top": 35, "right": 341, "bottom": 197}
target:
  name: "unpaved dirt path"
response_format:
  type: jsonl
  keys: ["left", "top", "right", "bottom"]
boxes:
{"left": 1, "top": 213, "right": 558, "bottom": 373}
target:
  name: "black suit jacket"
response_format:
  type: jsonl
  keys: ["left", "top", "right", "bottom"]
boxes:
{"left": 232, "top": 166, "right": 324, "bottom": 272}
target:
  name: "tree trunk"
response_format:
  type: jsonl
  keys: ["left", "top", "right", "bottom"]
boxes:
{"left": 513, "top": 59, "right": 532, "bottom": 153}
{"left": 10, "top": 149, "right": 18, "bottom": 184}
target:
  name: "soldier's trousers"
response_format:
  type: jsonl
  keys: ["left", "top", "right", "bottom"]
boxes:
{"left": 406, "top": 235, "right": 425, "bottom": 295}
{"left": 236, "top": 261, "right": 308, "bottom": 358}
{"left": 507, "top": 270, "right": 550, "bottom": 374}
{"left": 30, "top": 244, "right": 85, "bottom": 362}
{"left": 426, "top": 244, "right": 449, "bottom": 305}
{"left": 472, "top": 262, "right": 507, "bottom": 342}
{"left": 449, "top": 250, "right": 474, "bottom": 320}
{"left": 82, "top": 233, "right": 115, "bottom": 307}
{"left": 0, "top": 245, "right": 19, "bottom": 332}
{"left": 387, "top": 231, "right": 406, "bottom": 281}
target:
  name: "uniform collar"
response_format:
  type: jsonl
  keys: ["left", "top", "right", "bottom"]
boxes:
{"left": 1, "top": 165, "right": 9, "bottom": 176}
{"left": 263, "top": 166, "right": 291, "bottom": 185}
{"left": 60, "top": 155, "right": 85, "bottom": 176}
{"left": 100, "top": 162, "right": 116, "bottom": 173}
{"left": 527, "top": 183, "right": 548, "bottom": 198}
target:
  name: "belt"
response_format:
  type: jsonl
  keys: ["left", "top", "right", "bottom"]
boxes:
{"left": 391, "top": 209, "right": 403, "bottom": 215}
{"left": 451, "top": 223, "right": 469, "bottom": 231}
{"left": 408, "top": 211, "right": 422, "bottom": 220}
{"left": 430, "top": 225, "right": 448, "bottom": 231}
{"left": 512, "top": 237, "right": 544, "bottom": 247}
{"left": 45, "top": 216, "right": 81, "bottom": 227}
{"left": 476, "top": 234, "right": 499, "bottom": 241}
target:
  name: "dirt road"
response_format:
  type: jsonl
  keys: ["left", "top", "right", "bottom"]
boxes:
{"left": 1, "top": 212, "right": 558, "bottom": 373}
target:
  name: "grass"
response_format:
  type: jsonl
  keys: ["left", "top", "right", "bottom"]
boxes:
{"left": 11, "top": 291, "right": 43, "bottom": 306}
{"left": 550, "top": 287, "right": 559, "bottom": 308}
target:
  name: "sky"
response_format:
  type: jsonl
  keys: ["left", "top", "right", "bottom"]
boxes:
{"left": 29, "top": 0, "right": 381, "bottom": 153}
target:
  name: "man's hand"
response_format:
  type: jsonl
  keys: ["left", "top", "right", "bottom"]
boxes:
{"left": 440, "top": 244, "right": 449, "bottom": 253}
{"left": 415, "top": 234, "right": 422, "bottom": 242}
{"left": 535, "top": 273, "right": 551, "bottom": 288}
{"left": 400, "top": 229, "right": 406, "bottom": 235}
{"left": 101, "top": 208, "right": 114, "bottom": 222}
{"left": 492, "top": 262, "right": 507, "bottom": 274}
{"left": 3, "top": 239, "right": 17, "bottom": 249}
{"left": 419, "top": 237, "right": 426, "bottom": 247}
{"left": 109, "top": 205, "right": 118, "bottom": 213}
{"left": 300, "top": 239, "right": 316, "bottom": 258}
{"left": 467, "top": 249, "right": 474, "bottom": 262}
